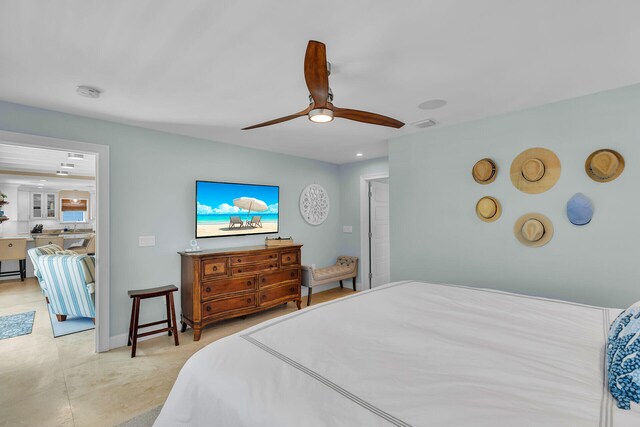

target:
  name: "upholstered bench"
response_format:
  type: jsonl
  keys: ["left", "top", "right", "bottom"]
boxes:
{"left": 301, "top": 256, "right": 358, "bottom": 306}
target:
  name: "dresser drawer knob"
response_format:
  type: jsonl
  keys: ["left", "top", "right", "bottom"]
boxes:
{"left": 206, "top": 306, "right": 212, "bottom": 312}
{"left": 246, "top": 281, "right": 252, "bottom": 286}
{"left": 205, "top": 287, "right": 211, "bottom": 293}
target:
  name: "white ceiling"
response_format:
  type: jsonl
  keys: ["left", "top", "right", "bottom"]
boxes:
{"left": 1, "top": 2, "right": 640, "bottom": 164}
{"left": 0, "top": 143, "right": 96, "bottom": 190}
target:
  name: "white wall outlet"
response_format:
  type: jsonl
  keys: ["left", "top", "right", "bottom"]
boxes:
{"left": 343, "top": 225, "right": 353, "bottom": 233}
{"left": 138, "top": 235, "right": 156, "bottom": 247}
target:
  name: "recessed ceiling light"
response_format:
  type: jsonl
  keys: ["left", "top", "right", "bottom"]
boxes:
{"left": 418, "top": 99, "right": 447, "bottom": 110}
{"left": 68, "top": 153, "right": 84, "bottom": 160}
{"left": 56, "top": 170, "right": 69, "bottom": 176}
{"left": 60, "top": 163, "right": 75, "bottom": 169}
{"left": 356, "top": 153, "right": 363, "bottom": 157}
{"left": 76, "top": 85, "right": 102, "bottom": 99}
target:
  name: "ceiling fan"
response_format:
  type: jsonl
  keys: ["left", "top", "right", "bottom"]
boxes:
{"left": 242, "top": 40, "right": 404, "bottom": 130}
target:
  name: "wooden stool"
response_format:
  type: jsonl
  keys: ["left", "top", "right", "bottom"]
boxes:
{"left": 127, "top": 285, "right": 179, "bottom": 358}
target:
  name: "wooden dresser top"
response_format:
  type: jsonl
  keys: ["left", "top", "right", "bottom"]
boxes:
{"left": 178, "top": 244, "right": 303, "bottom": 258}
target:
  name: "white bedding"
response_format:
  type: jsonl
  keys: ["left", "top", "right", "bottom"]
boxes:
{"left": 155, "top": 281, "right": 640, "bottom": 426}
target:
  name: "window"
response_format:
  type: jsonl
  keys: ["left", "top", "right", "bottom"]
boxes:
{"left": 60, "top": 198, "right": 88, "bottom": 223}
{"left": 61, "top": 210, "right": 86, "bottom": 223}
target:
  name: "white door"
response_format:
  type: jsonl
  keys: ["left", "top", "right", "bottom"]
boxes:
{"left": 370, "top": 181, "right": 390, "bottom": 288}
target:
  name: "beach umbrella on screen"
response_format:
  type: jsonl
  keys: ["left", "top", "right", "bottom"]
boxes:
{"left": 233, "top": 197, "right": 268, "bottom": 221}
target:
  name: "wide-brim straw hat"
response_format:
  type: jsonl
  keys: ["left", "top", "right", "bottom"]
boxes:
{"left": 472, "top": 158, "right": 497, "bottom": 184}
{"left": 510, "top": 148, "right": 561, "bottom": 194}
{"left": 514, "top": 213, "right": 554, "bottom": 247}
{"left": 475, "top": 196, "right": 501, "bottom": 222}
{"left": 585, "top": 149, "right": 624, "bottom": 182}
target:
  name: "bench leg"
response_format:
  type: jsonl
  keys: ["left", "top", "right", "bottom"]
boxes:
{"left": 131, "top": 297, "right": 141, "bottom": 357}
{"left": 352, "top": 276, "right": 356, "bottom": 291}
{"left": 339, "top": 280, "right": 343, "bottom": 289}
{"left": 307, "top": 288, "right": 313, "bottom": 306}
{"left": 128, "top": 297, "right": 136, "bottom": 346}
{"left": 169, "top": 292, "right": 179, "bottom": 346}
{"left": 165, "top": 294, "right": 172, "bottom": 336}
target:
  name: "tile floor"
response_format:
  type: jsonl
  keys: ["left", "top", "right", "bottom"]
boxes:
{"left": 0, "top": 277, "right": 355, "bottom": 426}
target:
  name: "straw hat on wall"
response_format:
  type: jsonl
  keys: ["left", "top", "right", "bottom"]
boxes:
{"left": 475, "top": 196, "right": 501, "bottom": 222}
{"left": 514, "top": 213, "right": 554, "bottom": 247}
{"left": 472, "top": 158, "right": 497, "bottom": 184}
{"left": 585, "top": 149, "right": 624, "bottom": 182}
{"left": 510, "top": 148, "right": 561, "bottom": 194}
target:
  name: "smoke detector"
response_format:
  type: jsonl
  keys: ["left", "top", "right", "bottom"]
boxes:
{"left": 76, "top": 85, "right": 102, "bottom": 99}
{"left": 412, "top": 118, "right": 438, "bottom": 129}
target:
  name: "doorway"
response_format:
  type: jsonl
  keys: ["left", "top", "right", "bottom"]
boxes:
{"left": 359, "top": 172, "right": 390, "bottom": 290}
{"left": 0, "top": 130, "right": 109, "bottom": 352}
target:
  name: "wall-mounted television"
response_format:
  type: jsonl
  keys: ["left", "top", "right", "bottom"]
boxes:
{"left": 196, "top": 181, "right": 279, "bottom": 239}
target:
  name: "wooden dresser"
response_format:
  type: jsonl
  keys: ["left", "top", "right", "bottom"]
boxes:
{"left": 178, "top": 244, "right": 302, "bottom": 341}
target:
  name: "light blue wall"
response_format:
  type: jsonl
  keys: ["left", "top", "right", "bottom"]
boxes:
{"left": 389, "top": 84, "right": 640, "bottom": 308}
{"left": 338, "top": 157, "right": 389, "bottom": 283}
{"left": 0, "top": 101, "right": 343, "bottom": 339}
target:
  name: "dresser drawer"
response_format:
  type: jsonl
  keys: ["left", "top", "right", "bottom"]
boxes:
{"left": 259, "top": 268, "right": 299, "bottom": 288}
{"left": 232, "top": 261, "right": 278, "bottom": 275}
{"left": 202, "top": 293, "right": 256, "bottom": 318}
{"left": 231, "top": 252, "right": 279, "bottom": 265}
{"left": 202, "top": 257, "right": 228, "bottom": 279}
{"left": 259, "top": 283, "right": 299, "bottom": 306}
{"left": 202, "top": 276, "right": 256, "bottom": 299}
{"left": 280, "top": 251, "right": 299, "bottom": 266}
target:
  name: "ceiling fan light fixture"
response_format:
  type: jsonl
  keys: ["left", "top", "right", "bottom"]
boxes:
{"left": 308, "top": 108, "right": 334, "bottom": 123}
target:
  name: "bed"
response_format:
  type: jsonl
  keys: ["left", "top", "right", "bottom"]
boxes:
{"left": 155, "top": 281, "right": 640, "bottom": 426}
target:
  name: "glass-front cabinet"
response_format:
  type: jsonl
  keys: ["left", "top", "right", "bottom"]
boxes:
{"left": 31, "top": 192, "right": 57, "bottom": 219}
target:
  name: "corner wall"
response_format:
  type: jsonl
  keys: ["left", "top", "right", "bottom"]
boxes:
{"left": 389, "top": 84, "right": 640, "bottom": 308}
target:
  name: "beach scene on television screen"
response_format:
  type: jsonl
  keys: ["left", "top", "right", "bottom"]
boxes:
{"left": 197, "top": 182, "right": 279, "bottom": 237}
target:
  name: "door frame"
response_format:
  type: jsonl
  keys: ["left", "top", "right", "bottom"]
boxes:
{"left": 359, "top": 172, "right": 389, "bottom": 290}
{"left": 0, "top": 130, "right": 110, "bottom": 352}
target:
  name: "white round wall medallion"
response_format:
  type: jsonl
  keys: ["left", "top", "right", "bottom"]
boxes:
{"left": 299, "top": 183, "right": 330, "bottom": 225}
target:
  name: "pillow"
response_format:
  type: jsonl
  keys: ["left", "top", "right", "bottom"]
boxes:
{"left": 55, "top": 250, "right": 77, "bottom": 255}
{"left": 608, "top": 301, "right": 640, "bottom": 409}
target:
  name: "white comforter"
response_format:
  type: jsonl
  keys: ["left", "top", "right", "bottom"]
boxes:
{"left": 155, "top": 281, "right": 640, "bottom": 426}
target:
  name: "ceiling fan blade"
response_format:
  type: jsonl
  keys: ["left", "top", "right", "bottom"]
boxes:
{"left": 333, "top": 107, "right": 405, "bottom": 129}
{"left": 304, "top": 40, "right": 329, "bottom": 108}
{"left": 242, "top": 107, "right": 310, "bottom": 130}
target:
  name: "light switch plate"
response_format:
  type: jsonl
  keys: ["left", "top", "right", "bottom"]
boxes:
{"left": 343, "top": 226, "right": 353, "bottom": 233}
{"left": 138, "top": 235, "right": 156, "bottom": 247}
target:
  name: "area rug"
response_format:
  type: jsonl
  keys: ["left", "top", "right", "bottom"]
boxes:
{"left": 116, "top": 405, "right": 162, "bottom": 427}
{"left": 46, "top": 304, "right": 94, "bottom": 338}
{"left": 0, "top": 311, "right": 35, "bottom": 340}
